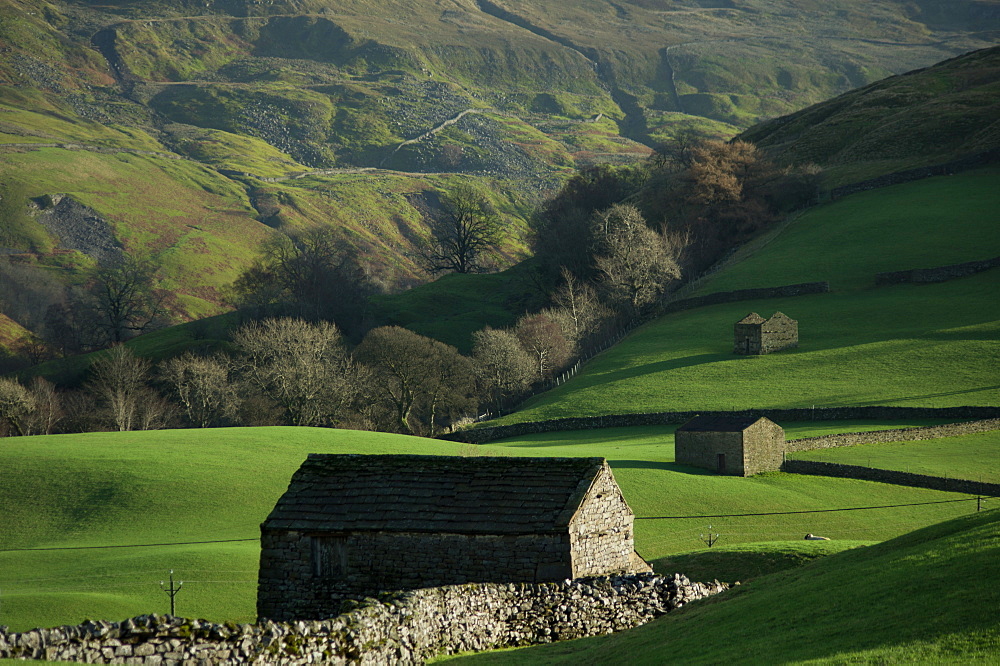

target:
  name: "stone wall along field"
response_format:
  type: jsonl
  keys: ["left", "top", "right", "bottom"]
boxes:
{"left": 782, "top": 460, "right": 1000, "bottom": 497}
{"left": 875, "top": 256, "right": 1000, "bottom": 286}
{"left": 0, "top": 573, "right": 728, "bottom": 665}
{"left": 442, "top": 408, "right": 1000, "bottom": 445}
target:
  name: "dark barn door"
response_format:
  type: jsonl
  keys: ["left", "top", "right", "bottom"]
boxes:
{"left": 717, "top": 453, "right": 726, "bottom": 473}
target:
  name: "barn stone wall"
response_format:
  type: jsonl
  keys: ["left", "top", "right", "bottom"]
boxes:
{"left": 675, "top": 430, "right": 745, "bottom": 475}
{"left": 258, "top": 530, "right": 571, "bottom": 622}
{"left": 0, "top": 574, "right": 729, "bottom": 665}
{"left": 733, "top": 321, "right": 763, "bottom": 355}
{"left": 569, "top": 466, "right": 638, "bottom": 577}
{"left": 760, "top": 313, "right": 798, "bottom": 354}
{"left": 743, "top": 419, "right": 786, "bottom": 475}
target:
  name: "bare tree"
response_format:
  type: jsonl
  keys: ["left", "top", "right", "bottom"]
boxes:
{"left": 551, "top": 266, "right": 612, "bottom": 344}
{"left": 232, "top": 317, "right": 361, "bottom": 427}
{"left": 592, "top": 204, "right": 681, "bottom": 313}
{"left": 418, "top": 184, "right": 505, "bottom": 274}
{"left": 25, "top": 377, "right": 61, "bottom": 435}
{"left": 227, "top": 228, "right": 372, "bottom": 335}
{"left": 160, "top": 352, "right": 240, "bottom": 428}
{"left": 472, "top": 326, "right": 535, "bottom": 413}
{"left": 515, "top": 312, "right": 573, "bottom": 380}
{"left": 0, "top": 377, "right": 35, "bottom": 437}
{"left": 91, "top": 256, "right": 168, "bottom": 346}
{"left": 354, "top": 326, "right": 476, "bottom": 435}
{"left": 85, "top": 345, "right": 156, "bottom": 431}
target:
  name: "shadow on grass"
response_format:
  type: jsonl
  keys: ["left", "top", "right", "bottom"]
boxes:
{"left": 597, "top": 353, "right": 726, "bottom": 384}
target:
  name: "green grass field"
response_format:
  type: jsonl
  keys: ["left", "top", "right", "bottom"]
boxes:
{"left": 495, "top": 169, "right": 1000, "bottom": 424}
{"left": 0, "top": 426, "right": 982, "bottom": 633}
{"left": 443, "top": 508, "right": 1000, "bottom": 664}
{"left": 791, "top": 430, "right": 1000, "bottom": 484}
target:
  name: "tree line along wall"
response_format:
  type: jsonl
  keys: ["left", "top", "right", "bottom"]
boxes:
{"left": 441, "top": 408, "right": 1000, "bottom": 445}
{"left": 0, "top": 574, "right": 728, "bottom": 665}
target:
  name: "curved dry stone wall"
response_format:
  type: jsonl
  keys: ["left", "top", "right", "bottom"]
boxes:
{"left": 786, "top": 418, "right": 1000, "bottom": 452}
{"left": 443, "top": 407, "right": 1000, "bottom": 445}
{"left": 829, "top": 148, "right": 1000, "bottom": 199}
{"left": 0, "top": 573, "right": 727, "bottom": 665}
{"left": 662, "top": 281, "right": 829, "bottom": 315}
{"left": 782, "top": 460, "right": 1000, "bottom": 497}
{"left": 875, "top": 256, "right": 1000, "bottom": 286}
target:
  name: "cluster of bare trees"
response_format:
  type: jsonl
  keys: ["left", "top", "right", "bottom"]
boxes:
{"left": 0, "top": 317, "right": 481, "bottom": 438}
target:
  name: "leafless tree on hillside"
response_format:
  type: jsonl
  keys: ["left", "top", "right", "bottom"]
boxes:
{"left": 160, "top": 352, "right": 241, "bottom": 428}
{"left": 591, "top": 204, "right": 682, "bottom": 313}
{"left": 418, "top": 184, "right": 506, "bottom": 275}
{"left": 0, "top": 377, "right": 35, "bottom": 437}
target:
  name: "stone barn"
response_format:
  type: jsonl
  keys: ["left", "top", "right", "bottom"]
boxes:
{"left": 675, "top": 415, "right": 785, "bottom": 476}
{"left": 257, "top": 454, "right": 649, "bottom": 622}
{"left": 734, "top": 311, "right": 798, "bottom": 355}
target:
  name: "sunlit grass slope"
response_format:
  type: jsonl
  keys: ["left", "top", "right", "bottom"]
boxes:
{"left": 0, "top": 426, "right": 978, "bottom": 632}
{"left": 496, "top": 169, "right": 1000, "bottom": 424}
{"left": 446, "top": 508, "right": 1000, "bottom": 664}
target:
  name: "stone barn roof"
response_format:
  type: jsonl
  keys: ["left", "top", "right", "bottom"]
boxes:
{"left": 676, "top": 415, "right": 769, "bottom": 432}
{"left": 736, "top": 312, "right": 766, "bottom": 325}
{"left": 263, "top": 454, "right": 612, "bottom": 535}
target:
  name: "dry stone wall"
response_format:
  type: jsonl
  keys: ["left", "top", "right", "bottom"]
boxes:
{"left": 443, "top": 407, "right": 1000, "bottom": 445}
{"left": 662, "top": 282, "right": 829, "bottom": 315}
{"left": 829, "top": 148, "right": 1000, "bottom": 199}
{"left": 0, "top": 574, "right": 728, "bottom": 665}
{"left": 875, "top": 256, "right": 1000, "bottom": 286}
{"left": 782, "top": 460, "right": 1000, "bottom": 497}
{"left": 786, "top": 419, "right": 1000, "bottom": 452}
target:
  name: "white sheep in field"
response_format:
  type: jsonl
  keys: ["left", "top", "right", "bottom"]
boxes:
{"left": 804, "top": 533, "right": 831, "bottom": 540}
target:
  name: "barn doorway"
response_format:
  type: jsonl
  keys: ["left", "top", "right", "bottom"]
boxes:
{"left": 717, "top": 453, "right": 726, "bottom": 473}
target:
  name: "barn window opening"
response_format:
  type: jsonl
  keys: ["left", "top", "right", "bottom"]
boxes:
{"left": 311, "top": 536, "right": 348, "bottom": 577}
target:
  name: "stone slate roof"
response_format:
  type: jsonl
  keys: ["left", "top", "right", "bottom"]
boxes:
{"left": 262, "top": 454, "right": 608, "bottom": 535}
{"left": 676, "top": 415, "right": 770, "bottom": 432}
{"left": 736, "top": 312, "right": 766, "bottom": 325}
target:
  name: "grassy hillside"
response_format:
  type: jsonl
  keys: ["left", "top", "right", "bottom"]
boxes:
{"left": 740, "top": 46, "right": 1000, "bottom": 186}
{"left": 0, "top": 424, "right": 980, "bottom": 632}
{"left": 494, "top": 168, "right": 1000, "bottom": 423}
{"left": 446, "top": 508, "right": 1000, "bottom": 664}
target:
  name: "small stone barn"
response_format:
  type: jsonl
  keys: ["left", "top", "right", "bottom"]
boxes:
{"left": 734, "top": 312, "right": 798, "bottom": 355}
{"left": 675, "top": 415, "right": 785, "bottom": 476}
{"left": 257, "top": 454, "right": 649, "bottom": 621}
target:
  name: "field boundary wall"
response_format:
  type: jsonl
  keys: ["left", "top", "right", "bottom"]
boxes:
{"left": 0, "top": 574, "right": 726, "bottom": 665}
{"left": 875, "top": 256, "right": 1000, "bottom": 286}
{"left": 781, "top": 460, "right": 1000, "bottom": 497}
{"left": 443, "top": 408, "right": 1000, "bottom": 444}
{"left": 829, "top": 148, "right": 1000, "bottom": 199}
{"left": 660, "top": 282, "right": 829, "bottom": 315}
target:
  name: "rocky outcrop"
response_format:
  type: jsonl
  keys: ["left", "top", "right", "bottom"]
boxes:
{"left": 0, "top": 573, "right": 728, "bottom": 664}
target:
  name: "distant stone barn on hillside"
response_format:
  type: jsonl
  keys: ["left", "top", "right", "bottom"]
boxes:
{"left": 675, "top": 415, "right": 785, "bottom": 476}
{"left": 734, "top": 312, "right": 798, "bottom": 355}
{"left": 257, "top": 454, "right": 650, "bottom": 622}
